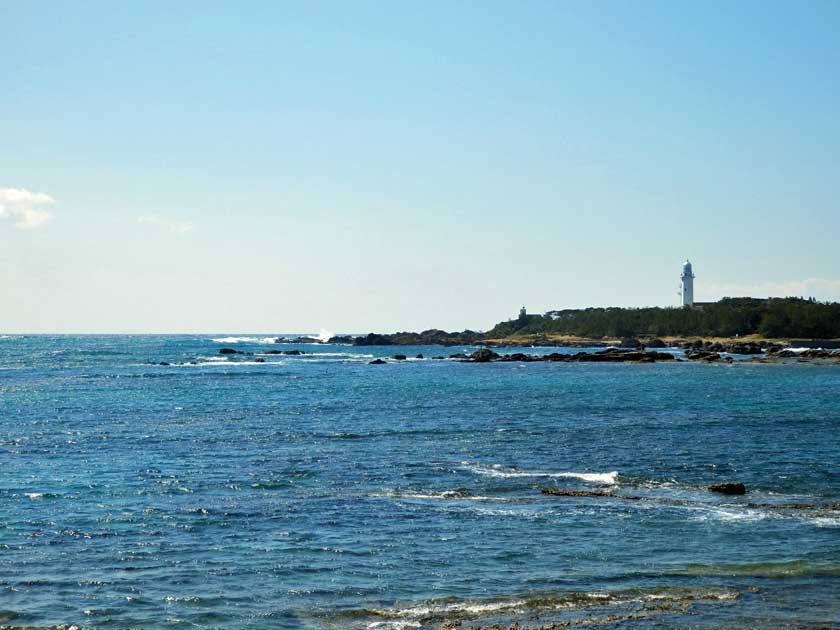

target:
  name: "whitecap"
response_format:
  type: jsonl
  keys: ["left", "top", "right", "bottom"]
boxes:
{"left": 210, "top": 336, "right": 279, "bottom": 344}
{"left": 316, "top": 329, "right": 334, "bottom": 343}
{"left": 24, "top": 492, "right": 43, "bottom": 499}
{"left": 370, "top": 597, "right": 526, "bottom": 625}
{"left": 210, "top": 336, "right": 260, "bottom": 343}
{"left": 463, "top": 463, "right": 618, "bottom": 485}
{"left": 378, "top": 491, "right": 507, "bottom": 502}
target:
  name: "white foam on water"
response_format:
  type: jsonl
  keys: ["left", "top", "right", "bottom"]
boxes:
{"left": 379, "top": 491, "right": 507, "bottom": 502}
{"left": 305, "top": 352, "right": 374, "bottom": 358}
{"left": 370, "top": 597, "right": 527, "bottom": 626}
{"left": 463, "top": 463, "right": 618, "bottom": 485}
{"left": 210, "top": 336, "right": 279, "bottom": 344}
{"left": 688, "top": 506, "right": 767, "bottom": 523}
{"left": 170, "top": 359, "right": 286, "bottom": 367}
{"left": 316, "top": 329, "right": 334, "bottom": 343}
{"left": 24, "top": 492, "right": 43, "bottom": 499}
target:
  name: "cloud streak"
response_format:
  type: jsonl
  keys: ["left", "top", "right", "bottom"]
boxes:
{"left": 137, "top": 215, "right": 194, "bottom": 234}
{"left": 0, "top": 187, "right": 55, "bottom": 229}
{"left": 704, "top": 278, "right": 840, "bottom": 302}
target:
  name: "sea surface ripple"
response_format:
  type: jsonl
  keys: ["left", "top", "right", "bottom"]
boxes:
{"left": 0, "top": 335, "right": 838, "bottom": 629}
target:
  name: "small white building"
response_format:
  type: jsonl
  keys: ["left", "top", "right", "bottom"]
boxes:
{"left": 681, "top": 260, "right": 695, "bottom": 307}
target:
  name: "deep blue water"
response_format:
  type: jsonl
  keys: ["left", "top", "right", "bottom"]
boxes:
{"left": 1, "top": 335, "right": 838, "bottom": 629}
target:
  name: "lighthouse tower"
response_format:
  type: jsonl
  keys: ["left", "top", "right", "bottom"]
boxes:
{"left": 681, "top": 260, "right": 695, "bottom": 307}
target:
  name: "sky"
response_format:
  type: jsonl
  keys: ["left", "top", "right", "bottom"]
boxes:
{"left": 2, "top": 1, "right": 839, "bottom": 333}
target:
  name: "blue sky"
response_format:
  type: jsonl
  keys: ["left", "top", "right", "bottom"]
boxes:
{"left": 2, "top": 1, "right": 839, "bottom": 333}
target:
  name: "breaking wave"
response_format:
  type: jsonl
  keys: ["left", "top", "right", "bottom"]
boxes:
{"left": 463, "top": 463, "right": 618, "bottom": 485}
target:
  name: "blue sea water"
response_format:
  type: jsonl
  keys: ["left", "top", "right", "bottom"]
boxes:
{"left": 1, "top": 335, "right": 838, "bottom": 629}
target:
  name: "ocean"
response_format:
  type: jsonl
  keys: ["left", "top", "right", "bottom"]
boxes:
{"left": 1, "top": 335, "right": 838, "bottom": 629}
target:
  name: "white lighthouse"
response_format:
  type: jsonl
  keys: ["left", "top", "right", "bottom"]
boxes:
{"left": 681, "top": 260, "right": 695, "bottom": 307}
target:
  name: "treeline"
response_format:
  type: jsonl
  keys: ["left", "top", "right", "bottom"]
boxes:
{"left": 487, "top": 298, "right": 840, "bottom": 339}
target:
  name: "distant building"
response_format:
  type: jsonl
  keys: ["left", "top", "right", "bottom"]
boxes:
{"left": 680, "top": 260, "right": 695, "bottom": 307}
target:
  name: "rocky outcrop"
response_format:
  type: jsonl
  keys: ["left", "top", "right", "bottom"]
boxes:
{"left": 368, "top": 358, "right": 387, "bottom": 365}
{"left": 392, "top": 354, "right": 407, "bottom": 361}
{"left": 469, "top": 348, "right": 499, "bottom": 363}
{"left": 685, "top": 350, "right": 722, "bottom": 362}
{"left": 353, "top": 329, "right": 483, "bottom": 346}
{"left": 708, "top": 482, "right": 747, "bottom": 495}
{"left": 274, "top": 336, "right": 320, "bottom": 344}
{"left": 219, "top": 348, "right": 246, "bottom": 355}
{"left": 576, "top": 349, "right": 675, "bottom": 363}
{"left": 644, "top": 338, "right": 667, "bottom": 348}
{"left": 541, "top": 488, "right": 622, "bottom": 499}
{"left": 326, "top": 335, "right": 354, "bottom": 344}
{"left": 461, "top": 348, "right": 676, "bottom": 363}
{"left": 769, "top": 348, "right": 840, "bottom": 359}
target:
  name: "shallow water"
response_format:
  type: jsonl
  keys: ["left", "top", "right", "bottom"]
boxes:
{"left": 1, "top": 335, "right": 838, "bottom": 629}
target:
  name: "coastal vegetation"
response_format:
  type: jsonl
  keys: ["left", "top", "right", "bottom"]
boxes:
{"left": 486, "top": 297, "right": 840, "bottom": 340}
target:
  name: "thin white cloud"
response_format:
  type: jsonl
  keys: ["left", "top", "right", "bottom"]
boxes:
{"left": 704, "top": 278, "right": 840, "bottom": 301}
{"left": 0, "top": 187, "right": 55, "bottom": 229}
{"left": 137, "top": 215, "right": 194, "bottom": 234}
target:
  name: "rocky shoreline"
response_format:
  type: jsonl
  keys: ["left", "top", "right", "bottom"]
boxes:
{"left": 270, "top": 330, "right": 840, "bottom": 354}
{"left": 366, "top": 346, "right": 840, "bottom": 365}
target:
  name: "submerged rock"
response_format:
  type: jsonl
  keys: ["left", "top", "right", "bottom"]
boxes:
{"left": 685, "top": 350, "right": 722, "bottom": 362}
{"left": 392, "top": 354, "right": 407, "bottom": 361}
{"left": 368, "top": 358, "right": 387, "bottom": 365}
{"left": 219, "top": 347, "right": 242, "bottom": 355}
{"left": 283, "top": 350, "right": 304, "bottom": 355}
{"left": 540, "top": 487, "right": 621, "bottom": 499}
{"left": 708, "top": 482, "right": 747, "bottom": 495}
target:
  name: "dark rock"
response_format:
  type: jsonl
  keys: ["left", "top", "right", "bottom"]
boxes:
{"left": 263, "top": 350, "right": 284, "bottom": 354}
{"left": 541, "top": 487, "right": 629, "bottom": 499}
{"left": 353, "top": 329, "right": 483, "bottom": 346}
{"left": 158, "top": 361, "right": 171, "bottom": 366}
{"left": 254, "top": 357, "right": 265, "bottom": 363}
{"left": 619, "top": 338, "right": 643, "bottom": 348}
{"left": 219, "top": 348, "right": 242, "bottom": 355}
{"left": 355, "top": 333, "right": 394, "bottom": 346}
{"left": 415, "top": 354, "right": 424, "bottom": 359}
{"left": 326, "top": 335, "right": 355, "bottom": 344}
{"left": 283, "top": 350, "right": 304, "bottom": 355}
{"left": 499, "top": 352, "right": 533, "bottom": 362}
{"left": 724, "top": 342, "right": 763, "bottom": 355}
{"left": 392, "top": 354, "right": 407, "bottom": 361}
{"left": 708, "top": 482, "right": 747, "bottom": 495}
{"left": 577, "top": 349, "right": 674, "bottom": 363}
{"left": 368, "top": 358, "right": 387, "bottom": 365}
{"left": 432, "top": 356, "right": 445, "bottom": 360}
{"left": 290, "top": 336, "right": 320, "bottom": 344}
{"left": 685, "top": 350, "right": 722, "bottom": 361}
{"left": 469, "top": 348, "right": 500, "bottom": 362}
{"left": 645, "top": 338, "right": 667, "bottom": 348}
